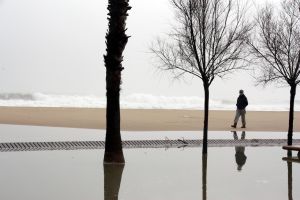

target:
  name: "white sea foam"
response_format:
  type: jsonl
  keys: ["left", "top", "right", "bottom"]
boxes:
{"left": 0, "top": 93, "right": 298, "bottom": 111}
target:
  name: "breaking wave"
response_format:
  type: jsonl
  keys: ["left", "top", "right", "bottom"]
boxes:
{"left": 0, "top": 93, "right": 298, "bottom": 111}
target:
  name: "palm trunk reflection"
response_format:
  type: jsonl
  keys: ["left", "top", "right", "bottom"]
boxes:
{"left": 104, "top": 164, "right": 124, "bottom": 200}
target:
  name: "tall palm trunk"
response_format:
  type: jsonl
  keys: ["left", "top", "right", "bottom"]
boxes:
{"left": 287, "top": 84, "right": 296, "bottom": 147}
{"left": 104, "top": 0, "right": 131, "bottom": 164}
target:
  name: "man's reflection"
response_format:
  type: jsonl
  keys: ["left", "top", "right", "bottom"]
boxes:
{"left": 232, "top": 131, "right": 247, "bottom": 171}
{"left": 104, "top": 164, "right": 124, "bottom": 200}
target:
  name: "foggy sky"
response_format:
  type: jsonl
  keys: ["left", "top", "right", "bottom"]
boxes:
{"left": 0, "top": 0, "right": 298, "bottom": 104}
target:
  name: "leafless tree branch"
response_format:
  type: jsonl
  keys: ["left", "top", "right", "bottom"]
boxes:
{"left": 248, "top": 0, "right": 300, "bottom": 86}
{"left": 151, "top": 0, "right": 252, "bottom": 87}
{"left": 150, "top": 0, "right": 252, "bottom": 154}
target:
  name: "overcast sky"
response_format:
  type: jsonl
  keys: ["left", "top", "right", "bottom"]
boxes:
{"left": 0, "top": 0, "right": 298, "bottom": 104}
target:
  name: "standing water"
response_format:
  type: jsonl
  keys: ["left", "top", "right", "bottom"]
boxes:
{"left": 0, "top": 125, "right": 299, "bottom": 200}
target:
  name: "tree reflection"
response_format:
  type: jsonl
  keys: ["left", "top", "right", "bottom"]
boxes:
{"left": 202, "top": 154, "right": 207, "bottom": 200}
{"left": 287, "top": 161, "right": 293, "bottom": 200}
{"left": 232, "top": 131, "right": 247, "bottom": 171}
{"left": 104, "top": 164, "right": 124, "bottom": 200}
{"left": 282, "top": 154, "right": 296, "bottom": 200}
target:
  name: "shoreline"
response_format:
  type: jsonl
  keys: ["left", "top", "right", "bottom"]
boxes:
{"left": 0, "top": 107, "right": 299, "bottom": 132}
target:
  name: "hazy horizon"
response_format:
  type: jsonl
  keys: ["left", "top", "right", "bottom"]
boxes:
{"left": 0, "top": 0, "right": 298, "bottom": 105}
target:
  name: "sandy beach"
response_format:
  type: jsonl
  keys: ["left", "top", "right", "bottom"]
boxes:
{"left": 0, "top": 107, "right": 299, "bottom": 132}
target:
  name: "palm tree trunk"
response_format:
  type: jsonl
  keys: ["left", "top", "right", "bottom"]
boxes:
{"left": 104, "top": 0, "right": 131, "bottom": 164}
{"left": 203, "top": 84, "right": 209, "bottom": 155}
{"left": 287, "top": 84, "right": 296, "bottom": 147}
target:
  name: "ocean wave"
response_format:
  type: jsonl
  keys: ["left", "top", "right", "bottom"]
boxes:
{"left": 0, "top": 93, "right": 298, "bottom": 111}
{"left": 0, "top": 93, "right": 36, "bottom": 101}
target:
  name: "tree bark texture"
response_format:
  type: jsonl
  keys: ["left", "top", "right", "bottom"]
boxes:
{"left": 104, "top": 0, "right": 131, "bottom": 164}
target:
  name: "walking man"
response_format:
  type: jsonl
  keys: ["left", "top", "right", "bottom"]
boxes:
{"left": 231, "top": 89, "right": 248, "bottom": 128}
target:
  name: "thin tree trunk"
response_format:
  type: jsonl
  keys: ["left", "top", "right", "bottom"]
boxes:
{"left": 287, "top": 84, "right": 296, "bottom": 147}
{"left": 104, "top": 0, "right": 131, "bottom": 164}
{"left": 203, "top": 84, "right": 209, "bottom": 155}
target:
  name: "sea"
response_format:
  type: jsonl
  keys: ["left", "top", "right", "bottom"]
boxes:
{"left": 0, "top": 93, "right": 299, "bottom": 111}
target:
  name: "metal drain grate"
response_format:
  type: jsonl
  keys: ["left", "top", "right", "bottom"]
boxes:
{"left": 0, "top": 139, "right": 300, "bottom": 152}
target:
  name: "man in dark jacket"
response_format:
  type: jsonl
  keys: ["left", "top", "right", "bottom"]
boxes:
{"left": 231, "top": 89, "right": 248, "bottom": 128}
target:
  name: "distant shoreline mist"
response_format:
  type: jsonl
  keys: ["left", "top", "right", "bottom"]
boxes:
{"left": 0, "top": 93, "right": 298, "bottom": 111}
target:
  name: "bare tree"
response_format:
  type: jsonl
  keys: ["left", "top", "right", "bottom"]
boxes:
{"left": 248, "top": 0, "right": 300, "bottom": 147}
{"left": 103, "top": 0, "right": 131, "bottom": 164}
{"left": 151, "top": 0, "right": 251, "bottom": 154}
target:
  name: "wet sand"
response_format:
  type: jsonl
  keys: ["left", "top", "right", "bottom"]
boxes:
{"left": 0, "top": 107, "right": 299, "bottom": 132}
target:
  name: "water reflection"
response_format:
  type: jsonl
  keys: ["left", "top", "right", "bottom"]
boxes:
{"left": 232, "top": 131, "right": 247, "bottom": 171}
{"left": 288, "top": 161, "right": 293, "bottom": 200}
{"left": 104, "top": 164, "right": 124, "bottom": 200}
{"left": 282, "top": 156, "right": 295, "bottom": 200}
{"left": 282, "top": 152, "right": 300, "bottom": 200}
{"left": 202, "top": 155, "right": 207, "bottom": 200}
